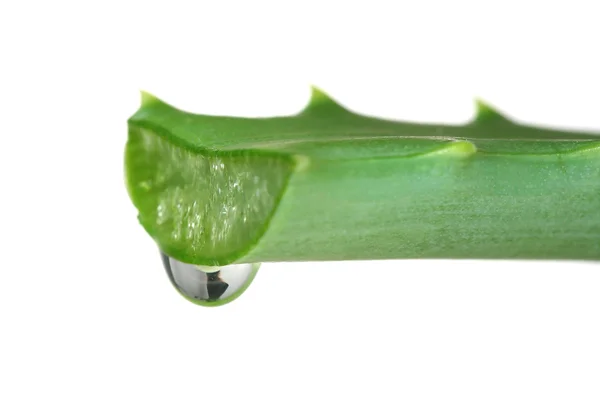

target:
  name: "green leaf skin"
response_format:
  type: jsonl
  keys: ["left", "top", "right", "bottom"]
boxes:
{"left": 125, "top": 88, "right": 600, "bottom": 266}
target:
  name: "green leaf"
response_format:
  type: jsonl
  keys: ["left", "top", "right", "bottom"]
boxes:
{"left": 125, "top": 89, "right": 600, "bottom": 266}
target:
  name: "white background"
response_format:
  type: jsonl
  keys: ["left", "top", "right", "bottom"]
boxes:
{"left": 2, "top": 1, "right": 600, "bottom": 399}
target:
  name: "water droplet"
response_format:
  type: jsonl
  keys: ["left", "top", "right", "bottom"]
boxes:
{"left": 160, "top": 252, "right": 259, "bottom": 306}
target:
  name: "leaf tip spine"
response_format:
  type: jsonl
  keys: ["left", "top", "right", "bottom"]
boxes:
{"left": 473, "top": 98, "right": 512, "bottom": 125}
{"left": 140, "top": 90, "right": 162, "bottom": 107}
{"left": 301, "top": 86, "right": 351, "bottom": 115}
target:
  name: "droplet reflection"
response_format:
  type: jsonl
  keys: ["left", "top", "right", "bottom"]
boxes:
{"left": 161, "top": 252, "right": 259, "bottom": 306}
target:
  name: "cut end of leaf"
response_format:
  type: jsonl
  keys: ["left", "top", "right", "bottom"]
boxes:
{"left": 125, "top": 125, "right": 294, "bottom": 266}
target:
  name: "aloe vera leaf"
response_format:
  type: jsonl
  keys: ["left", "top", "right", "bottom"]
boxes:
{"left": 125, "top": 88, "right": 600, "bottom": 266}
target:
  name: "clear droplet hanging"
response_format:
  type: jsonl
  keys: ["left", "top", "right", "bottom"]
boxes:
{"left": 161, "top": 252, "right": 260, "bottom": 306}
